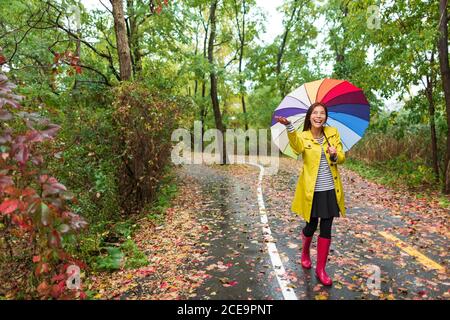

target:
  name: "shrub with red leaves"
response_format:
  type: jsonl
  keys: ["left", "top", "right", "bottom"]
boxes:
{"left": 0, "top": 71, "right": 88, "bottom": 299}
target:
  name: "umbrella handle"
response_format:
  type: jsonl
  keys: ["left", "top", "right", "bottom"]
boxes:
{"left": 322, "top": 128, "right": 337, "bottom": 162}
{"left": 322, "top": 127, "right": 331, "bottom": 147}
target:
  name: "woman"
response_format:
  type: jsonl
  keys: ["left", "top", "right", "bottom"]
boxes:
{"left": 275, "top": 102, "right": 346, "bottom": 286}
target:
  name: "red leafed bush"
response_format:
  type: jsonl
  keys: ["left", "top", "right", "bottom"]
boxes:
{"left": 0, "top": 71, "right": 87, "bottom": 299}
{"left": 112, "top": 82, "right": 184, "bottom": 214}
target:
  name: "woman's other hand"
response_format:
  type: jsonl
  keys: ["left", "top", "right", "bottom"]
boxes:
{"left": 275, "top": 116, "right": 290, "bottom": 125}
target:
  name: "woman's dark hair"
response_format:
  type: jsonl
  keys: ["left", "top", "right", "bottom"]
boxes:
{"left": 303, "top": 102, "right": 328, "bottom": 131}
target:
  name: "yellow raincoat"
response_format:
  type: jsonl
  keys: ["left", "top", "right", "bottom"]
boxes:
{"left": 287, "top": 126, "right": 346, "bottom": 222}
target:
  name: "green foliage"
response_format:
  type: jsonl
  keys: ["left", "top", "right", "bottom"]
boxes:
{"left": 121, "top": 239, "right": 148, "bottom": 269}
{"left": 246, "top": 85, "right": 281, "bottom": 129}
{"left": 92, "top": 221, "right": 144, "bottom": 271}
{"left": 44, "top": 92, "right": 121, "bottom": 227}
{"left": 94, "top": 239, "right": 148, "bottom": 271}
{"left": 113, "top": 221, "right": 137, "bottom": 239}
{"left": 438, "top": 196, "right": 450, "bottom": 208}
{"left": 347, "top": 104, "right": 447, "bottom": 192}
{"left": 344, "top": 155, "right": 436, "bottom": 190}
{"left": 95, "top": 247, "right": 124, "bottom": 271}
{"left": 146, "top": 166, "right": 178, "bottom": 225}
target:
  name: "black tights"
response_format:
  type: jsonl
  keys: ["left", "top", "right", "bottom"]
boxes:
{"left": 302, "top": 217, "right": 334, "bottom": 239}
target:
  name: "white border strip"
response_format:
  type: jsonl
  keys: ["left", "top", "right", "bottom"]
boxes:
{"left": 251, "top": 163, "right": 298, "bottom": 300}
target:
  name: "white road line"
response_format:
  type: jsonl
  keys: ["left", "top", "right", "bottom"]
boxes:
{"left": 250, "top": 163, "right": 298, "bottom": 300}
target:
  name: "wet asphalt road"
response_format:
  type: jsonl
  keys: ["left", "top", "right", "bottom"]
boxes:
{"left": 179, "top": 164, "right": 283, "bottom": 300}
{"left": 179, "top": 162, "right": 449, "bottom": 300}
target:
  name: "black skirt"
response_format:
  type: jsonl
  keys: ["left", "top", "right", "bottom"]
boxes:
{"left": 310, "top": 189, "right": 341, "bottom": 219}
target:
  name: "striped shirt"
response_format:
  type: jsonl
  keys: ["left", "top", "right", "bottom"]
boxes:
{"left": 314, "top": 136, "right": 335, "bottom": 192}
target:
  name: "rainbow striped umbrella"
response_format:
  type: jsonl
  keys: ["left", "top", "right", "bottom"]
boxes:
{"left": 271, "top": 78, "right": 370, "bottom": 158}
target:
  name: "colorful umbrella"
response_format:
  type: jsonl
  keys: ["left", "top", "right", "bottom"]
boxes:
{"left": 271, "top": 78, "right": 370, "bottom": 158}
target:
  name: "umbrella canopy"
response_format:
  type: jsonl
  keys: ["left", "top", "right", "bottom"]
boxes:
{"left": 271, "top": 78, "right": 370, "bottom": 158}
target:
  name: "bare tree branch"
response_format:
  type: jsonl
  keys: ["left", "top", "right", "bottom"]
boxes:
{"left": 44, "top": 1, "right": 121, "bottom": 81}
{"left": 6, "top": 6, "right": 47, "bottom": 64}
{"left": 99, "top": 0, "right": 113, "bottom": 14}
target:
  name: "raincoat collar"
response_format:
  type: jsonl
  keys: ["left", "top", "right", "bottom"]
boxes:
{"left": 304, "top": 126, "right": 336, "bottom": 142}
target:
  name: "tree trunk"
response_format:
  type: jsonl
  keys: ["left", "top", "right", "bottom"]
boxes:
{"left": 126, "top": 0, "right": 143, "bottom": 75}
{"left": 200, "top": 6, "right": 210, "bottom": 151}
{"left": 111, "top": 0, "right": 133, "bottom": 81}
{"left": 194, "top": 28, "right": 199, "bottom": 96}
{"left": 425, "top": 67, "right": 440, "bottom": 182}
{"left": 234, "top": 0, "right": 248, "bottom": 132}
{"left": 208, "top": 0, "right": 226, "bottom": 164}
{"left": 438, "top": 0, "right": 450, "bottom": 193}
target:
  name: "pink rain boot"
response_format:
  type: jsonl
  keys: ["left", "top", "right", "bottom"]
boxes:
{"left": 316, "top": 236, "right": 332, "bottom": 286}
{"left": 301, "top": 233, "right": 313, "bottom": 269}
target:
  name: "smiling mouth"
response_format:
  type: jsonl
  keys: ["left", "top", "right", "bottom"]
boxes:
{"left": 313, "top": 120, "right": 323, "bottom": 125}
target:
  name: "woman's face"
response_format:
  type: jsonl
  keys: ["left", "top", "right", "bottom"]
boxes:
{"left": 310, "top": 105, "right": 327, "bottom": 129}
